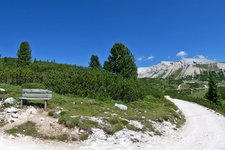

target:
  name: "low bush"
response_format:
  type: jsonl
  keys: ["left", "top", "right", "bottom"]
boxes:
{"left": 0, "top": 60, "right": 163, "bottom": 102}
{"left": 21, "top": 83, "right": 46, "bottom": 89}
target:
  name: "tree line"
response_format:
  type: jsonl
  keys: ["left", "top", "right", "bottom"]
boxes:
{"left": 0, "top": 41, "right": 156, "bottom": 102}
{"left": 16, "top": 41, "right": 138, "bottom": 80}
{"left": 1, "top": 41, "right": 221, "bottom": 104}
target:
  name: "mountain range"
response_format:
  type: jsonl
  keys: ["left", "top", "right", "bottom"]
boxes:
{"left": 138, "top": 58, "right": 225, "bottom": 79}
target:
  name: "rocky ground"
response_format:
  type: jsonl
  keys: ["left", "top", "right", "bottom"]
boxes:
{"left": 0, "top": 97, "right": 179, "bottom": 150}
{"left": 0, "top": 96, "right": 225, "bottom": 150}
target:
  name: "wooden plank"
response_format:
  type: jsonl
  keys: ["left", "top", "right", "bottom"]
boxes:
{"left": 23, "top": 89, "right": 52, "bottom": 93}
{"left": 19, "top": 97, "right": 51, "bottom": 100}
{"left": 44, "top": 100, "right": 47, "bottom": 109}
{"left": 20, "top": 99, "right": 23, "bottom": 108}
{"left": 22, "top": 93, "right": 52, "bottom": 98}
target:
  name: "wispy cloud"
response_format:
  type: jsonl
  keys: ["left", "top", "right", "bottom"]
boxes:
{"left": 137, "top": 56, "right": 154, "bottom": 61}
{"left": 195, "top": 55, "right": 206, "bottom": 59}
{"left": 176, "top": 51, "right": 188, "bottom": 58}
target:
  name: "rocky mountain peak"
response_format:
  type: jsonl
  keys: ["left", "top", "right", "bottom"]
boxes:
{"left": 138, "top": 58, "right": 224, "bottom": 79}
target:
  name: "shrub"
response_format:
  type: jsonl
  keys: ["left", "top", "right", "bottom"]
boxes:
{"left": 21, "top": 83, "right": 46, "bottom": 89}
{"left": 0, "top": 58, "right": 163, "bottom": 102}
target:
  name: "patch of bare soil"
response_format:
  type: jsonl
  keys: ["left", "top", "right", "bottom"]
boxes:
{"left": 0, "top": 107, "right": 78, "bottom": 140}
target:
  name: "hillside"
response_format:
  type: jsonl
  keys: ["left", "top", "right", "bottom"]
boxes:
{"left": 0, "top": 57, "right": 185, "bottom": 144}
{"left": 138, "top": 58, "right": 225, "bottom": 80}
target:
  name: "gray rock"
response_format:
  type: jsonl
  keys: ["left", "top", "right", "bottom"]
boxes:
{"left": 11, "top": 113, "right": 18, "bottom": 118}
{"left": 91, "top": 129, "right": 107, "bottom": 141}
{"left": 5, "top": 107, "right": 18, "bottom": 113}
{"left": 3, "top": 97, "right": 16, "bottom": 104}
{"left": 115, "top": 103, "right": 128, "bottom": 110}
{"left": 0, "top": 88, "right": 5, "bottom": 92}
{"left": 53, "top": 110, "right": 61, "bottom": 118}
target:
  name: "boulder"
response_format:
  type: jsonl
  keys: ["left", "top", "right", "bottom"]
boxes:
{"left": 115, "top": 103, "right": 127, "bottom": 110}
{"left": 3, "top": 97, "right": 16, "bottom": 104}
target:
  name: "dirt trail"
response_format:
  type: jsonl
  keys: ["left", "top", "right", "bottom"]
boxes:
{"left": 145, "top": 96, "right": 225, "bottom": 150}
{"left": 0, "top": 97, "right": 225, "bottom": 150}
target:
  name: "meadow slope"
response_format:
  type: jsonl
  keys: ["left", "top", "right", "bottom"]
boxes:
{"left": 0, "top": 97, "right": 224, "bottom": 150}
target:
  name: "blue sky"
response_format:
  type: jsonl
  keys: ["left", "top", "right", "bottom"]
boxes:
{"left": 0, "top": 0, "right": 225, "bottom": 67}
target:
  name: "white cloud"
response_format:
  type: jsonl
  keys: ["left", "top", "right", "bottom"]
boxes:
{"left": 195, "top": 55, "right": 206, "bottom": 59}
{"left": 137, "top": 56, "right": 145, "bottom": 61}
{"left": 137, "top": 56, "right": 154, "bottom": 61}
{"left": 147, "top": 56, "right": 154, "bottom": 60}
{"left": 176, "top": 51, "right": 188, "bottom": 58}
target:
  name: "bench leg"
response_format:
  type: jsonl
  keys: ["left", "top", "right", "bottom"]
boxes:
{"left": 44, "top": 100, "right": 47, "bottom": 109}
{"left": 20, "top": 99, "right": 23, "bottom": 108}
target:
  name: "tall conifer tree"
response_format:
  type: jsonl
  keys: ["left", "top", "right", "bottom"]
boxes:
{"left": 17, "top": 41, "right": 32, "bottom": 67}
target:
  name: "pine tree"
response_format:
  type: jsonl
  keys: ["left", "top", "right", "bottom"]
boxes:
{"left": 89, "top": 55, "right": 101, "bottom": 69}
{"left": 104, "top": 43, "right": 137, "bottom": 79}
{"left": 34, "top": 58, "right": 37, "bottom": 63}
{"left": 206, "top": 73, "right": 220, "bottom": 103}
{"left": 103, "top": 61, "right": 110, "bottom": 71}
{"left": 17, "top": 41, "right": 32, "bottom": 67}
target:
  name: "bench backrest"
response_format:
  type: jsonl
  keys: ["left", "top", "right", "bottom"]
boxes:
{"left": 22, "top": 89, "right": 52, "bottom": 99}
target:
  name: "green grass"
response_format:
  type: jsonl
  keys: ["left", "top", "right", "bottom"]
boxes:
{"left": 6, "top": 121, "right": 38, "bottom": 137}
{"left": 1, "top": 84, "right": 184, "bottom": 139}
{"left": 175, "top": 113, "right": 186, "bottom": 128}
{"left": 80, "top": 133, "right": 89, "bottom": 141}
{"left": 0, "top": 83, "right": 22, "bottom": 100}
{"left": 53, "top": 94, "right": 184, "bottom": 135}
{"left": 104, "top": 124, "right": 124, "bottom": 135}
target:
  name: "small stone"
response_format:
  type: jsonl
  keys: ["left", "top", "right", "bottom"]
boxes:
{"left": 49, "top": 122, "right": 54, "bottom": 126}
{"left": 5, "top": 107, "right": 18, "bottom": 113}
{"left": 149, "top": 132, "right": 154, "bottom": 136}
{"left": 11, "top": 113, "right": 18, "bottom": 118}
{"left": 9, "top": 135, "right": 15, "bottom": 139}
{"left": 62, "top": 128, "right": 67, "bottom": 133}
{"left": 80, "top": 129, "right": 85, "bottom": 133}
{"left": 115, "top": 103, "right": 127, "bottom": 110}
{"left": 10, "top": 119, "right": 15, "bottom": 123}
{"left": 40, "top": 117, "right": 45, "bottom": 121}
{"left": 53, "top": 110, "right": 61, "bottom": 118}
{"left": 0, "top": 88, "right": 5, "bottom": 92}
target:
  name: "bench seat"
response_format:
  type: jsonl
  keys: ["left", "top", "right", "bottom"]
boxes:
{"left": 20, "top": 89, "right": 52, "bottom": 109}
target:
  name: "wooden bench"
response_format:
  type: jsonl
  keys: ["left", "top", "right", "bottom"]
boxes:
{"left": 20, "top": 89, "right": 52, "bottom": 109}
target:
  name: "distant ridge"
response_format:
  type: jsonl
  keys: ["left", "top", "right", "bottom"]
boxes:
{"left": 138, "top": 58, "right": 225, "bottom": 79}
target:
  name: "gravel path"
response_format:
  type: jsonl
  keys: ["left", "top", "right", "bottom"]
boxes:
{"left": 146, "top": 96, "right": 225, "bottom": 150}
{"left": 0, "top": 97, "right": 225, "bottom": 150}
